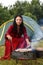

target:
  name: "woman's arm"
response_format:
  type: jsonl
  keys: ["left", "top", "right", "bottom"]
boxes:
{"left": 6, "top": 35, "right": 12, "bottom": 41}
{"left": 5, "top": 25, "right": 13, "bottom": 41}
{"left": 23, "top": 26, "right": 31, "bottom": 47}
{"left": 25, "top": 38, "right": 30, "bottom": 46}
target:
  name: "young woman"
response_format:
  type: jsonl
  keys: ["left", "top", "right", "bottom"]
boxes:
{"left": 0, "top": 15, "right": 31, "bottom": 60}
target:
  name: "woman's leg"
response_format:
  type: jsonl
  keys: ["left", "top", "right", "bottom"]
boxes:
{"left": 17, "top": 36, "right": 31, "bottom": 49}
{"left": 12, "top": 38, "right": 20, "bottom": 50}
{"left": 17, "top": 37, "right": 27, "bottom": 49}
{"left": 0, "top": 39, "right": 11, "bottom": 59}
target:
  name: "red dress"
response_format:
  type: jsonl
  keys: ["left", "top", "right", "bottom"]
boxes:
{"left": 1, "top": 25, "right": 30, "bottom": 59}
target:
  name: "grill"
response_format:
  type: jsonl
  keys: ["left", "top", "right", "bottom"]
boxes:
{"left": 11, "top": 48, "right": 43, "bottom": 59}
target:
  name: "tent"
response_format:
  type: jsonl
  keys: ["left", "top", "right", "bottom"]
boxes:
{"left": 0, "top": 16, "right": 43, "bottom": 48}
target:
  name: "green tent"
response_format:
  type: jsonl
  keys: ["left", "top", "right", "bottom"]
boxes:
{"left": 0, "top": 16, "right": 43, "bottom": 48}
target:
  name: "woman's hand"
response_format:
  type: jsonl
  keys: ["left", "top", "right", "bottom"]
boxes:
{"left": 7, "top": 35, "right": 12, "bottom": 42}
{"left": 25, "top": 38, "right": 31, "bottom": 47}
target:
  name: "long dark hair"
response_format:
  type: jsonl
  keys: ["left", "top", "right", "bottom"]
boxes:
{"left": 13, "top": 15, "right": 24, "bottom": 35}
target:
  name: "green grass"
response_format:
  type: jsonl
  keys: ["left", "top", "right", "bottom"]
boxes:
{"left": 0, "top": 45, "right": 43, "bottom": 65}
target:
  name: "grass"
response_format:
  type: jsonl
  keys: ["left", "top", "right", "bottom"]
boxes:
{"left": 0, "top": 43, "right": 43, "bottom": 65}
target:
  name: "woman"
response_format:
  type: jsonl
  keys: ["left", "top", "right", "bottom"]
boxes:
{"left": 0, "top": 15, "right": 31, "bottom": 60}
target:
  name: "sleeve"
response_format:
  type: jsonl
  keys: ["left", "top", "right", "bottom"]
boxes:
{"left": 5, "top": 25, "right": 13, "bottom": 39}
{"left": 23, "top": 26, "right": 29, "bottom": 39}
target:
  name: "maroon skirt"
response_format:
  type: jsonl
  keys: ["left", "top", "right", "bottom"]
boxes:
{"left": 11, "top": 37, "right": 27, "bottom": 50}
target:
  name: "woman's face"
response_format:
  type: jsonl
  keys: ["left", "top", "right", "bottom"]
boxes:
{"left": 15, "top": 16, "right": 22, "bottom": 26}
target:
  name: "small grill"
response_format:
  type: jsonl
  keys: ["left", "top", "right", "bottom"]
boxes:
{"left": 11, "top": 48, "right": 43, "bottom": 60}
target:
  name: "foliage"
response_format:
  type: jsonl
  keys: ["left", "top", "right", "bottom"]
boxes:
{"left": 0, "top": 0, "right": 43, "bottom": 25}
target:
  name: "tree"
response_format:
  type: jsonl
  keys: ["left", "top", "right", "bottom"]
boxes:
{"left": 29, "top": 0, "right": 41, "bottom": 20}
{"left": 24, "top": 12, "right": 37, "bottom": 21}
{"left": 0, "top": 4, "right": 11, "bottom": 25}
{"left": 41, "top": 3, "right": 43, "bottom": 18}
